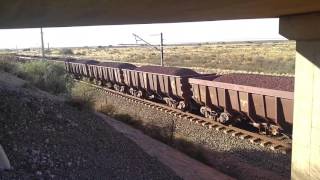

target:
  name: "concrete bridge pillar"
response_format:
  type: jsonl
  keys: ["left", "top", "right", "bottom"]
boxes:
{"left": 280, "top": 13, "right": 320, "bottom": 180}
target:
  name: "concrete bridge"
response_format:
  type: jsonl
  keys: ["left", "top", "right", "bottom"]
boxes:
{"left": 1, "top": 1, "right": 320, "bottom": 179}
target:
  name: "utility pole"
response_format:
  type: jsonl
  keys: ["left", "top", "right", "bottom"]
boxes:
{"left": 40, "top": 27, "right": 45, "bottom": 59}
{"left": 160, "top": 32, "right": 164, "bottom": 67}
{"left": 133, "top": 33, "right": 164, "bottom": 66}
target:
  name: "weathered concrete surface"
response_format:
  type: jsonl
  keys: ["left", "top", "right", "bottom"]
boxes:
{"left": 0, "top": 1, "right": 320, "bottom": 28}
{"left": 290, "top": 41, "right": 320, "bottom": 180}
{"left": 96, "top": 112, "right": 234, "bottom": 180}
{"left": 280, "top": 12, "right": 320, "bottom": 40}
{"left": 280, "top": 13, "right": 320, "bottom": 180}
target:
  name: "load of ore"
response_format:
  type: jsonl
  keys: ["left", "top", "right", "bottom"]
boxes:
{"left": 135, "top": 65, "right": 199, "bottom": 76}
{"left": 212, "top": 73, "right": 294, "bottom": 92}
{"left": 65, "top": 57, "right": 76, "bottom": 61}
{"left": 99, "top": 61, "right": 136, "bottom": 69}
{"left": 68, "top": 59, "right": 99, "bottom": 65}
{"left": 83, "top": 60, "right": 100, "bottom": 64}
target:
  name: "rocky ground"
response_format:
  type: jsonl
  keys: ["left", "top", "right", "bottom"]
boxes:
{"left": 96, "top": 88, "right": 291, "bottom": 180}
{"left": 0, "top": 77, "right": 181, "bottom": 179}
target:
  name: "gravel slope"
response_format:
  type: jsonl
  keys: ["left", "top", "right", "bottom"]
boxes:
{"left": 98, "top": 89, "right": 291, "bottom": 180}
{"left": 0, "top": 83, "right": 181, "bottom": 180}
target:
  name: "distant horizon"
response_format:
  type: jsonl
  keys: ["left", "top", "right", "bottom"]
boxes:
{"left": 0, "top": 18, "right": 286, "bottom": 49}
{"left": 1, "top": 39, "right": 293, "bottom": 50}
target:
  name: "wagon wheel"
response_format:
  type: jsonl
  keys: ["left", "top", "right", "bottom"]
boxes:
{"left": 218, "top": 112, "right": 231, "bottom": 123}
{"left": 129, "top": 88, "right": 135, "bottom": 96}
{"left": 137, "top": 90, "right": 143, "bottom": 98}
{"left": 200, "top": 106, "right": 208, "bottom": 117}
{"left": 113, "top": 84, "right": 120, "bottom": 91}
{"left": 177, "top": 101, "right": 186, "bottom": 111}
{"left": 98, "top": 80, "right": 104, "bottom": 86}
{"left": 268, "top": 124, "right": 281, "bottom": 136}
{"left": 120, "top": 86, "right": 125, "bottom": 93}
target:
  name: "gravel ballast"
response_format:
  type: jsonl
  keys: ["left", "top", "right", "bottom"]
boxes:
{"left": 97, "top": 88, "right": 291, "bottom": 180}
{"left": 0, "top": 84, "right": 181, "bottom": 180}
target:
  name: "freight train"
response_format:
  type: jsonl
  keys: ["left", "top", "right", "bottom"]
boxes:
{"left": 16, "top": 55, "right": 294, "bottom": 136}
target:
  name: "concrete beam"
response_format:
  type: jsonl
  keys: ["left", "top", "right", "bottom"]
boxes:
{"left": 280, "top": 12, "right": 320, "bottom": 40}
{"left": 1, "top": 1, "right": 320, "bottom": 28}
{"left": 280, "top": 14, "right": 320, "bottom": 180}
{"left": 291, "top": 41, "right": 320, "bottom": 180}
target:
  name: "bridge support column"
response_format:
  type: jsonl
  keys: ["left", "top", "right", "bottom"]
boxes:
{"left": 280, "top": 13, "right": 320, "bottom": 180}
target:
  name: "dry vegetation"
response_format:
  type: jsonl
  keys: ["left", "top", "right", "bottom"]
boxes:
{"left": 19, "top": 41, "right": 296, "bottom": 75}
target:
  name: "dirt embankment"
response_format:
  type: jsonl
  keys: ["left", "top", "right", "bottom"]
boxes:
{"left": 0, "top": 73, "right": 181, "bottom": 179}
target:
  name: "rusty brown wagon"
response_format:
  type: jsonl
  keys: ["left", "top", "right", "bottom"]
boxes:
{"left": 88, "top": 62, "right": 136, "bottom": 91}
{"left": 65, "top": 59, "right": 99, "bottom": 79}
{"left": 64, "top": 58, "right": 77, "bottom": 73}
{"left": 123, "top": 65, "right": 201, "bottom": 110}
{"left": 189, "top": 74, "right": 294, "bottom": 135}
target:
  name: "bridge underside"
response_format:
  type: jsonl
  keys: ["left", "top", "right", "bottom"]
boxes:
{"left": 1, "top": 1, "right": 320, "bottom": 180}
{"left": 0, "top": 1, "right": 320, "bottom": 28}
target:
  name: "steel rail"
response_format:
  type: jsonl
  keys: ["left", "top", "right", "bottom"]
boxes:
{"left": 76, "top": 80, "right": 292, "bottom": 154}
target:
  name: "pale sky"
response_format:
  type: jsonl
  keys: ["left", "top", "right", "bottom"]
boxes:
{"left": 0, "top": 18, "right": 286, "bottom": 49}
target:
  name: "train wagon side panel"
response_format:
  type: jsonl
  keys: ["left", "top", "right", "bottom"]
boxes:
{"left": 87, "top": 65, "right": 98, "bottom": 79}
{"left": 135, "top": 72, "right": 187, "bottom": 99}
{"left": 99, "top": 67, "right": 125, "bottom": 85}
{"left": 189, "top": 78, "right": 294, "bottom": 131}
{"left": 123, "top": 69, "right": 131, "bottom": 87}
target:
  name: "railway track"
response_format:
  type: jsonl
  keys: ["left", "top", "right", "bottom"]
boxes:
{"left": 76, "top": 80, "right": 292, "bottom": 154}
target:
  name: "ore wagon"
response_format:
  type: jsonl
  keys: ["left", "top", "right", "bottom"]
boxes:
{"left": 123, "top": 65, "right": 201, "bottom": 110}
{"left": 189, "top": 74, "right": 294, "bottom": 135}
{"left": 64, "top": 58, "right": 77, "bottom": 73}
{"left": 65, "top": 59, "right": 99, "bottom": 79}
{"left": 88, "top": 62, "right": 136, "bottom": 91}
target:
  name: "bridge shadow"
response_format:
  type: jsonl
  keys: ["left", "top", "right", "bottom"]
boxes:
{"left": 110, "top": 113, "right": 291, "bottom": 180}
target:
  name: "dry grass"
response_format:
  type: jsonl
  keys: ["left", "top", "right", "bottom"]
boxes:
{"left": 67, "top": 83, "right": 96, "bottom": 111}
{"left": 19, "top": 41, "right": 296, "bottom": 75}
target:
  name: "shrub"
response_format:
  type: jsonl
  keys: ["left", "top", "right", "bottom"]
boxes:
{"left": 19, "top": 61, "right": 73, "bottom": 94}
{"left": 60, "top": 48, "right": 74, "bottom": 55}
{"left": 98, "top": 104, "right": 116, "bottom": 116}
{"left": 67, "top": 83, "right": 96, "bottom": 110}
{"left": 0, "top": 60, "right": 19, "bottom": 73}
{"left": 75, "top": 52, "right": 86, "bottom": 56}
{"left": 173, "top": 137, "right": 209, "bottom": 165}
{"left": 114, "top": 114, "right": 144, "bottom": 129}
{"left": 65, "top": 96, "right": 94, "bottom": 111}
{"left": 113, "top": 114, "right": 134, "bottom": 124}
